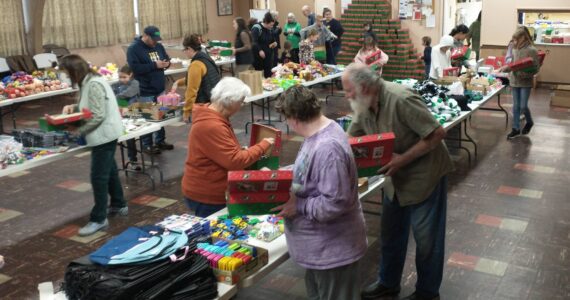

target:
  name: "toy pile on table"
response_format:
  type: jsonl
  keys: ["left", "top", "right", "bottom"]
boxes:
{"left": 91, "top": 63, "right": 118, "bottom": 81}
{"left": 211, "top": 214, "right": 284, "bottom": 243}
{"left": 263, "top": 61, "right": 341, "bottom": 91}
{"left": 0, "top": 71, "right": 69, "bottom": 99}
{"left": 411, "top": 81, "right": 461, "bottom": 125}
{"left": 156, "top": 214, "right": 211, "bottom": 240}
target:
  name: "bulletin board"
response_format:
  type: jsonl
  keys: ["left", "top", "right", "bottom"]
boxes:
{"left": 399, "top": 0, "right": 435, "bottom": 21}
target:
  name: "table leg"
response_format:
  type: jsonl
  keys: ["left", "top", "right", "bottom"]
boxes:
{"left": 11, "top": 103, "right": 18, "bottom": 129}
{"left": 0, "top": 107, "right": 4, "bottom": 133}
{"left": 497, "top": 93, "right": 509, "bottom": 129}
{"left": 462, "top": 119, "right": 478, "bottom": 159}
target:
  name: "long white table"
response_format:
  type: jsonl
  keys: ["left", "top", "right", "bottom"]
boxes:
{"left": 211, "top": 174, "right": 385, "bottom": 299}
{"left": 243, "top": 71, "right": 344, "bottom": 134}
{"left": 440, "top": 85, "right": 506, "bottom": 163}
{"left": 0, "top": 59, "right": 235, "bottom": 132}
{"left": 0, "top": 117, "right": 183, "bottom": 178}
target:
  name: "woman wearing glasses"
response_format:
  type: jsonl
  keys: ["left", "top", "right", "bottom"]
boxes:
{"left": 172, "top": 34, "right": 221, "bottom": 122}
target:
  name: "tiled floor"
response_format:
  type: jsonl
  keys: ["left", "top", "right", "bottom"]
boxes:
{"left": 0, "top": 85, "right": 569, "bottom": 299}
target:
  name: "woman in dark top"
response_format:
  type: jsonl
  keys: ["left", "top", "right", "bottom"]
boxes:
{"left": 232, "top": 17, "right": 254, "bottom": 74}
{"left": 251, "top": 12, "right": 277, "bottom": 78}
{"left": 323, "top": 8, "right": 344, "bottom": 65}
{"left": 422, "top": 36, "right": 432, "bottom": 79}
{"left": 271, "top": 11, "right": 282, "bottom": 68}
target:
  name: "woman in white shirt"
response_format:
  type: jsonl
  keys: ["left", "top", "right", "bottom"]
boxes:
{"left": 429, "top": 35, "right": 455, "bottom": 80}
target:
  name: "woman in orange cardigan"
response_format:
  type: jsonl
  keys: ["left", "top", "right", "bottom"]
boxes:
{"left": 182, "top": 77, "right": 274, "bottom": 217}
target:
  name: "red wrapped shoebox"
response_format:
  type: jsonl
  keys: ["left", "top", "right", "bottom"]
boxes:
{"left": 349, "top": 132, "right": 395, "bottom": 178}
{"left": 508, "top": 57, "right": 534, "bottom": 72}
{"left": 451, "top": 46, "right": 471, "bottom": 60}
{"left": 227, "top": 170, "right": 293, "bottom": 216}
{"left": 365, "top": 50, "right": 384, "bottom": 65}
{"left": 443, "top": 67, "right": 460, "bottom": 77}
{"left": 484, "top": 56, "right": 506, "bottom": 69}
{"left": 248, "top": 123, "right": 282, "bottom": 170}
{"left": 45, "top": 108, "right": 92, "bottom": 125}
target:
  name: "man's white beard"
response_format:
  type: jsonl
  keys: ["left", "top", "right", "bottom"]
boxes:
{"left": 349, "top": 93, "right": 373, "bottom": 123}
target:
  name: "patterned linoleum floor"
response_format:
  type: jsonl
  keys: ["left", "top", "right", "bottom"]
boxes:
{"left": 0, "top": 86, "right": 569, "bottom": 299}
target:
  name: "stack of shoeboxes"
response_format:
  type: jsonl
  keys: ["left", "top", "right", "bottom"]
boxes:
{"left": 337, "top": 0, "right": 425, "bottom": 81}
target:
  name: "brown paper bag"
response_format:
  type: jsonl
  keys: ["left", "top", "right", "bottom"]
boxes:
{"left": 239, "top": 70, "right": 263, "bottom": 95}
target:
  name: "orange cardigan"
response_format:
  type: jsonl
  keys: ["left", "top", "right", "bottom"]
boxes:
{"left": 181, "top": 104, "right": 271, "bottom": 205}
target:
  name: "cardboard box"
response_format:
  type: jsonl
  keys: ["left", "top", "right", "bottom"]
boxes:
{"left": 358, "top": 178, "right": 369, "bottom": 194}
{"left": 470, "top": 77, "right": 490, "bottom": 86}
{"left": 434, "top": 76, "right": 460, "bottom": 86}
{"left": 227, "top": 170, "right": 293, "bottom": 216}
{"left": 247, "top": 124, "right": 282, "bottom": 170}
{"left": 211, "top": 240, "right": 269, "bottom": 285}
{"left": 551, "top": 85, "right": 570, "bottom": 108}
{"left": 349, "top": 132, "right": 395, "bottom": 178}
{"left": 466, "top": 83, "right": 488, "bottom": 95}
{"left": 239, "top": 70, "right": 263, "bottom": 95}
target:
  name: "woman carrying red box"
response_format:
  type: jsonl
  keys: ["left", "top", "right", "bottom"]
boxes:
{"left": 497, "top": 26, "right": 540, "bottom": 139}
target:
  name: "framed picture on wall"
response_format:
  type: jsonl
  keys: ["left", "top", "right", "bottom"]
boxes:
{"left": 217, "top": 0, "right": 233, "bottom": 16}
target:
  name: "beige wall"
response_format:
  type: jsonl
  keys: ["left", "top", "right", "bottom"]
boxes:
{"left": 391, "top": 0, "right": 443, "bottom": 53}
{"left": 481, "top": 0, "right": 570, "bottom": 46}
{"left": 204, "top": 0, "right": 241, "bottom": 42}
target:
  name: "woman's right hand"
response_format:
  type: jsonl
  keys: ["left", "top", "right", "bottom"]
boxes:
{"left": 263, "top": 137, "right": 275, "bottom": 145}
{"left": 259, "top": 50, "right": 266, "bottom": 59}
{"left": 62, "top": 105, "right": 75, "bottom": 114}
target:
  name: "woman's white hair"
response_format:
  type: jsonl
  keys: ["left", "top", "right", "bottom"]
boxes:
{"left": 210, "top": 77, "right": 251, "bottom": 108}
{"left": 288, "top": 12, "right": 295, "bottom": 19}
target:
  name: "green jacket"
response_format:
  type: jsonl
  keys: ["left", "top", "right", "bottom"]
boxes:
{"left": 283, "top": 22, "right": 302, "bottom": 49}
{"left": 78, "top": 74, "right": 124, "bottom": 146}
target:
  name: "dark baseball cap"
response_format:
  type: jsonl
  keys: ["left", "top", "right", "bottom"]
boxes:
{"left": 144, "top": 26, "right": 162, "bottom": 41}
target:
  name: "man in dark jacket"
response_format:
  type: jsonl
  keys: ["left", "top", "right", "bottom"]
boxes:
{"left": 251, "top": 13, "right": 277, "bottom": 78}
{"left": 271, "top": 11, "right": 282, "bottom": 68}
{"left": 323, "top": 8, "right": 344, "bottom": 65}
{"left": 127, "top": 25, "right": 174, "bottom": 154}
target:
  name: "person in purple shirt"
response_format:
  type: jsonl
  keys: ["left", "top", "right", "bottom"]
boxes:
{"left": 272, "top": 85, "right": 368, "bottom": 300}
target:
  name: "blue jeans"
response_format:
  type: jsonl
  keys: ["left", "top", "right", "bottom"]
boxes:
{"left": 139, "top": 95, "right": 166, "bottom": 147}
{"left": 90, "top": 140, "right": 125, "bottom": 222}
{"left": 425, "top": 64, "right": 431, "bottom": 80}
{"left": 379, "top": 176, "right": 447, "bottom": 298}
{"left": 184, "top": 197, "right": 225, "bottom": 218}
{"left": 511, "top": 87, "right": 533, "bottom": 130}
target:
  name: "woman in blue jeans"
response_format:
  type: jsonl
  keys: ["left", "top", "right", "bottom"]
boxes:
{"left": 499, "top": 26, "right": 540, "bottom": 139}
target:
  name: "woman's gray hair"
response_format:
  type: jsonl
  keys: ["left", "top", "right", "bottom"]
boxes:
{"left": 344, "top": 63, "right": 380, "bottom": 93}
{"left": 210, "top": 77, "right": 251, "bottom": 108}
{"left": 288, "top": 12, "right": 296, "bottom": 20}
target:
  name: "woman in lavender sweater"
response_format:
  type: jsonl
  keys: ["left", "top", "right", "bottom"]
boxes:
{"left": 273, "top": 85, "right": 368, "bottom": 300}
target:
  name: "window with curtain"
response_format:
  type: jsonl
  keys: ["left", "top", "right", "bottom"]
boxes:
{"left": 138, "top": 0, "right": 208, "bottom": 40}
{"left": 42, "top": 0, "right": 136, "bottom": 49}
{"left": 0, "top": 0, "right": 26, "bottom": 56}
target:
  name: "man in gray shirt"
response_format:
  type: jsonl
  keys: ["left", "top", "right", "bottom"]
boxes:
{"left": 343, "top": 63, "right": 453, "bottom": 300}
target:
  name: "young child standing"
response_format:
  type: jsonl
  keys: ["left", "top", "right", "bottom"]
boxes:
{"left": 299, "top": 29, "right": 319, "bottom": 65}
{"left": 354, "top": 36, "right": 389, "bottom": 75}
{"left": 112, "top": 65, "right": 141, "bottom": 170}
{"left": 280, "top": 41, "right": 294, "bottom": 64}
{"left": 422, "top": 36, "right": 432, "bottom": 79}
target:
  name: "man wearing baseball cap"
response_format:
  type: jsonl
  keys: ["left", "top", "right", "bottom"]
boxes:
{"left": 127, "top": 25, "right": 174, "bottom": 154}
